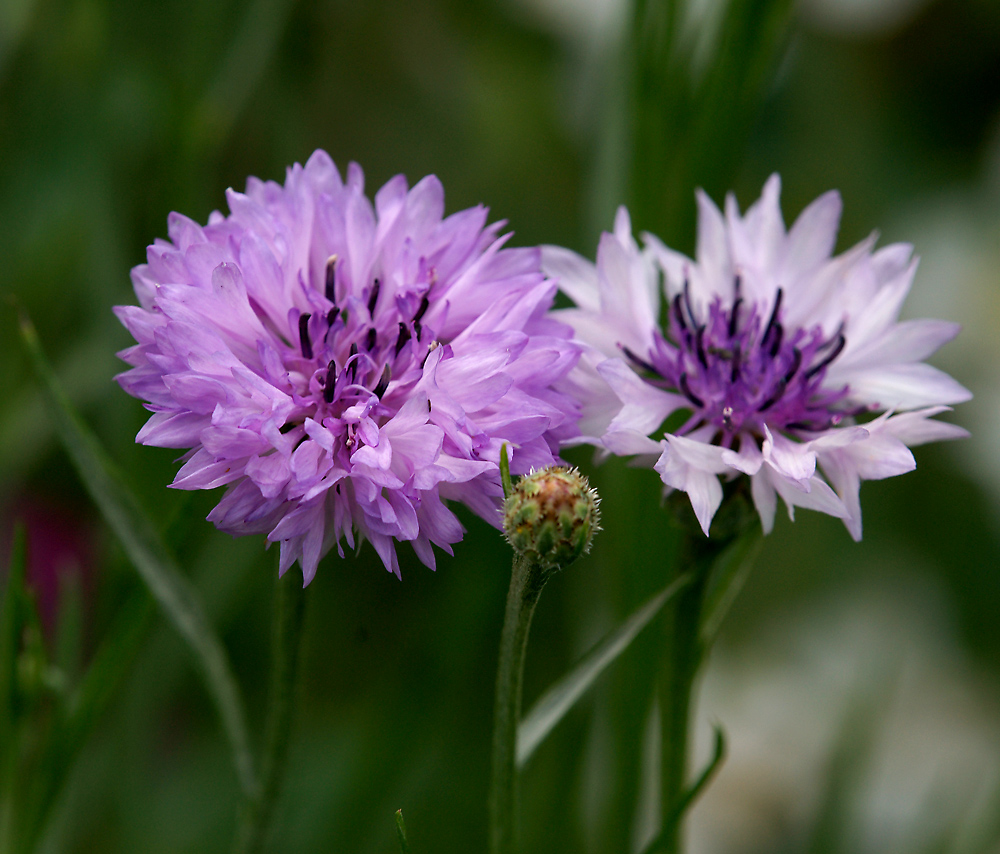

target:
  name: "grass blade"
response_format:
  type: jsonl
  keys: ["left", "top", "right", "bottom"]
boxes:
{"left": 18, "top": 311, "right": 259, "bottom": 801}
{"left": 639, "top": 726, "right": 727, "bottom": 854}
{"left": 517, "top": 573, "right": 693, "bottom": 768}
{"left": 395, "top": 809, "right": 410, "bottom": 854}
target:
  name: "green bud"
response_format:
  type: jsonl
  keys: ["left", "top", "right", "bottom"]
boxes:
{"left": 503, "top": 466, "right": 600, "bottom": 570}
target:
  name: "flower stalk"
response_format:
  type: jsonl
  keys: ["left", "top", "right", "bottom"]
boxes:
{"left": 657, "top": 557, "right": 708, "bottom": 854}
{"left": 489, "top": 453, "right": 599, "bottom": 854}
{"left": 233, "top": 572, "right": 307, "bottom": 854}
{"left": 653, "top": 495, "right": 759, "bottom": 854}
{"left": 489, "top": 551, "right": 552, "bottom": 854}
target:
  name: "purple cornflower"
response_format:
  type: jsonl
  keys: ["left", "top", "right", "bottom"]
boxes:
{"left": 546, "top": 177, "right": 970, "bottom": 538}
{"left": 115, "top": 151, "right": 580, "bottom": 583}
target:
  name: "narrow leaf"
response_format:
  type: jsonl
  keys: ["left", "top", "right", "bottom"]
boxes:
{"left": 18, "top": 312, "right": 259, "bottom": 800}
{"left": 395, "top": 809, "right": 410, "bottom": 853}
{"left": 640, "top": 726, "right": 727, "bottom": 854}
{"left": 517, "top": 573, "right": 693, "bottom": 767}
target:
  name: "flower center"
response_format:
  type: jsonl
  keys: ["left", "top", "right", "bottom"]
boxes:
{"left": 623, "top": 280, "right": 852, "bottom": 445}
{"left": 282, "top": 255, "right": 437, "bottom": 449}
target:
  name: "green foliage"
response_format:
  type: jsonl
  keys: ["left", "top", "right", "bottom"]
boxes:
{"left": 19, "top": 314, "right": 258, "bottom": 802}
{"left": 627, "top": 0, "right": 797, "bottom": 245}
{"left": 0, "top": 0, "right": 996, "bottom": 851}
{"left": 517, "top": 573, "right": 692, "bottom": 768}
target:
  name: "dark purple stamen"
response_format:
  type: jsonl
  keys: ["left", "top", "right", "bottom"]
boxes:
{"left": 323, "top": 360, "right": 337, "bottom": 403}
{"left": 804, "top": 333, "right": 846, "bottom": 379}
{"left": 758, "top": 386, "right": 784, "bottom": 412}
{"left": 298, "top": 313, "right": 313, "bottom": 359}
{"left": 395, "top": 322, "right": 411, "bottom": 356}
{"left": 622, "top": 345, "right": 659, "bottom": 376}
{"left": 695, "top": 326, "right": 708, "bottom": 368}
{"left": 325, "top": 256, "right": 337, "bottom": 302}
{"left": 822, "top": 321, "right": 846, "bottom": 348}
{"left": 758, "top": 348, "right": 803, "bottom": 412}
{"left": 728, "top": 298, "right": 742, "bottom": 338}
{"left": 672, "top": 294, "right": 688, "bottom": 332}
{"left": 679, "top": 373, "right": 704, "bottom": 408}
{"left": 768, "top": 324, "right": 783, "bottom": 358}
{"left": 785, "top": 347, "right": 803, "bottom": 383}
{"left": 413, "top": 293, "right": 430, "bottom": 323}
{"left": 349, "top": 343, "right": 358, "bottom": 381}
{"left": 327, "top": 307, "right": 339, "bottom": 326}
{"left": 366, "top": 327, "right": 377, "bottom": 351}
{"left": 373, "top": 365, "right": 391, "bottom": 398}
{"left": 367, "top": 278, "right": 381, "bottom": 315}
{"left": 763, "top": 289, "right": 783, "bottom": 344}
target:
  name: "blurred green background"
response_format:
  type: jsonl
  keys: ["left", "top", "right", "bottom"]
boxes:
{"left": 1, "top": 0, "right": 999, "bottom": 852}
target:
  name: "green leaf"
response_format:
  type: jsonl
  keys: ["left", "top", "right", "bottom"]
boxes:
{"left": 639, "top": 726, "right": 727, "bottom": 854}
{"left": 17, "top": 312, "right": 259, "bottom": 801}
{"left": 394, "top": 809, "right": 410, "bottom": 854}
{"left": 516, "top": 573, "right": 693, "bottom": 768}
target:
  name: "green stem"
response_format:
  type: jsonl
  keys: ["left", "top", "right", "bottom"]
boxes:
{"left": 489, "top": 554, "right": 550, "bottom": 854}
{"left": 652, "top": 502, "right": 762, "bottom": 854}
{"left": 233, "top": 574, "right": 307, "bottom": 854}
{"left": 657, "top": 566, "right": 707, "bottom": 854}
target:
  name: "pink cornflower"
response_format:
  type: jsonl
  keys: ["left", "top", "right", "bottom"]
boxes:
{"left": 116, "top": 152, "right": 580, "bottom": 582}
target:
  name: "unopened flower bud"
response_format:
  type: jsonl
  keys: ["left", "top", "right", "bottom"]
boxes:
{"left": 503, "top": 466, "right": 600, "bottom": 570}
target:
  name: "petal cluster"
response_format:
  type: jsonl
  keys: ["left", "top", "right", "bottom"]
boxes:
{"left": 115, "top": 151, "right": 580, "bottom": 582}
{"left": 546, "top": 177, "right": 970, "bottom": 538}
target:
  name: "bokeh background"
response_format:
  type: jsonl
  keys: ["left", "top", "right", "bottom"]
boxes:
{"left": 1, "top": 0, "right": 999, "bottom": 851}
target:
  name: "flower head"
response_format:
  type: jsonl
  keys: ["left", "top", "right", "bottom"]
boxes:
{"left": 546, "top": 176, "right": 970, "bottom": 538}
{"left": 115, "top": 151, "right": 580, "bottom": 583}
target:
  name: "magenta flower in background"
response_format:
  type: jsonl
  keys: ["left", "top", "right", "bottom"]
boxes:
{"left": 2, "top": 495, "right": 94, "bottom": 636}
{"left": 545, "top": 177, "right": 970, "bottom": 538}
{"left": 115, "top": 151, "right": 580, "bottom": 583}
